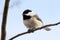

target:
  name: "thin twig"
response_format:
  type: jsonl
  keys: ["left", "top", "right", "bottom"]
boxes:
{"left": 1, "top": 0, "right": 10, "bottom": 40}
{"left": 9, "top": 22, "right": 60, "bottom": 40}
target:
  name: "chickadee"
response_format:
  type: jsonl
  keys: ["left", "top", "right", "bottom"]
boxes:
{"left": 22, "top": 9, "right": 51, "bottom": 32}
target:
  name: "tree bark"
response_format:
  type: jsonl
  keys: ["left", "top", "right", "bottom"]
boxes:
{"left": 1, "top": 0, "right": 10, "bottom": 40}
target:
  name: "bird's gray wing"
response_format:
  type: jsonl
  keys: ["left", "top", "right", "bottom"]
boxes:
{"left": 33, "top": 15, "right": 51, "bottom": 31}
{"left": 33, "top": 15, "right": 43, "bottom": 23}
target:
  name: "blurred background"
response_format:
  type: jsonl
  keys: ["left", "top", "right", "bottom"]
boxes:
{"left": 0, "top": 0, "right": 60, "bottom": 40}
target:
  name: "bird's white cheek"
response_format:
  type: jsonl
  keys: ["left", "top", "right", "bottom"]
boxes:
{"left": 25, "top": 12, "right": 36, "bottom": 16}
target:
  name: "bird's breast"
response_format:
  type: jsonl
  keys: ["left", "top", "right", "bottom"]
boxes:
{"left": 23, "top": 17, "right": 43, "bottom": 29}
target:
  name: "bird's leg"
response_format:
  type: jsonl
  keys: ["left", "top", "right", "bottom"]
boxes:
{"left": 27, "top": 29, "right": 35, "bottom": 33}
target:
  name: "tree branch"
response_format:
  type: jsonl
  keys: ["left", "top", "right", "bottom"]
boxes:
{"left": 9, "top": 22, "right": 60, "bottom": 40}
{"left": 1, "top": 0, "right": 10, "bottom": 40}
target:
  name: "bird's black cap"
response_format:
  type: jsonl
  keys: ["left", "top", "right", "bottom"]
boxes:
{"left": 23, "top": 9, "right": 32, "bottom": 15}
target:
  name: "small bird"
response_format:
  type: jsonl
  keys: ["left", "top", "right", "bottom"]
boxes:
{"left": 22, "top": 9, "right": 51, "bottom": 32}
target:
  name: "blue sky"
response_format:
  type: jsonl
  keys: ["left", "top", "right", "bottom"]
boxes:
{"left": 0, "top": 0, "right": 60, "bottom": 40}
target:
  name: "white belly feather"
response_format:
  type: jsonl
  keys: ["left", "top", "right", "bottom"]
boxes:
{"left": 23, "top": 17, "right": 43, "bottom": 29}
